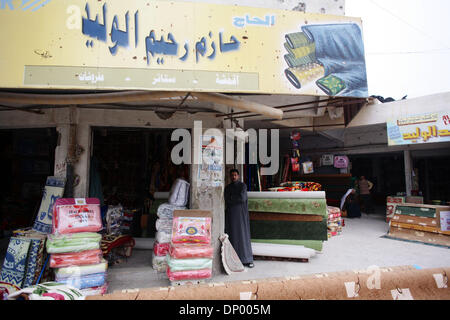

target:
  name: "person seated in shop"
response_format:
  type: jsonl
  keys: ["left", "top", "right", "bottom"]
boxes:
{"left": 343, "top": 189, "right": 361, "bottom": 218}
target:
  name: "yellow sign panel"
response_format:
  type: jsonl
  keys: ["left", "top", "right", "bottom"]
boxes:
{"left": 0, "top": 0, "right": 368, "bottom": 97}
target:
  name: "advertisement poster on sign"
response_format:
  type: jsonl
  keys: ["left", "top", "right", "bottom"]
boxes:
{"left": 387, "top": 110, "right": 450, "bottom": 146}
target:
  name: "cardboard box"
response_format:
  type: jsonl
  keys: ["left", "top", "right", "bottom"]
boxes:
{"left": 173, "top": 210, "right": 212, "bottom": 219}
{"left": 387, "top": 196, "right": 405, "bottom": 204}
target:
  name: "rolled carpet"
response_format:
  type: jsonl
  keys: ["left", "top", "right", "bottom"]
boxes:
{"left": 251, "top": 239, "right": 323, "bottom": 252}
{"left": 251, "top": 242, "right": 316, "bottom": 259}
{"left": 285, "top": 64, "right": 325, "bottom": 89}
{"left": 284, "top": 42, "right": 316, "bottom": 60}
{"left": 284, "top": 53, "right": 315, "bottom": 68}
{"left": 285, "top": 32, "right": 311, "bottom": 49}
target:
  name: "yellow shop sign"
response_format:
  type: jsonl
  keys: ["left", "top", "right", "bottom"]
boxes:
{"left": 0, "top": 0, "right": 368, "bottom": 97}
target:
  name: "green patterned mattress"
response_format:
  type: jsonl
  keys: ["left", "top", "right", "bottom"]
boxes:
{"left": 395, "top": 205, "right": 436, "bottom": 218}
{"left": 250, "top": 219, "right": 328, "bottom": 241}
{"left": 247, "top": 198, "right": 327, "bottom": 217}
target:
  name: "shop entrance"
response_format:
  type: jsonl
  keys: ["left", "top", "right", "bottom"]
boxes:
{"left": 0, "top": 128, "right": 58, "bottom": 233}
{"left": 90, "top": 127, "right": 190, "bottom": 238}
{"left": 349, "top": 152, "right": 406, "bottom": 206}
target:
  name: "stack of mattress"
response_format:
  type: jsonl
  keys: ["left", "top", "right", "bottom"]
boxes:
{"left": 386, "top": 203, "right": 450, "bottom": 247}
{"left": 152, "top": 179, "right": 190, "bottom": 273}
{"left": 166, "top": 210, "right": 213, "bottom": 284}
{"left": 326, "top": 206, "right": 343, "bottom": 238}
{"left": 248, "top": 191, "right": 328, "bottom": 260}
{"left": 46, "top": 198, "right": 108, "bottom": 296}
{"left": 386, "top": 196, "right": 424, "bottom": 222}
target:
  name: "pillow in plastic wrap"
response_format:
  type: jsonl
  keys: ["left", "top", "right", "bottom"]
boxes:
{"left": 155, "top": 230, "right": 172, "bottom": 244}
{"left": 168, "top": 179, "right": 190, "bottom": 207}
{"left": 157, "top": 203, "right": 186, "bottom": 219}
{"left": 153, "top": 241, "right": 170, "bottom": 256}
{"left": 155, "top": 218, "right": 173, "bottom": 232}
{"left": 152, "top": 253, "right": 168, "bottom": 273}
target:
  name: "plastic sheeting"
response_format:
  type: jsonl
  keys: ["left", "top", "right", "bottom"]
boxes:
{"left": 155, "top": 218, "right": 173, "bottom": 232}
{"left": 155, "top": 230, "right": 172, "bottom": 244}
{"left": 168, "top": 179, "right": 190, "bottom": 207}
{"left": 153, "top": 242, "right": 170, "bottom": 257}
{"left": 171, "top": 217, "right": 211, "bottom": 244}
{"left": 52, "top": 198, "right": 102, "bottom": 234}
{"left": 152, "top": 254, "right": 168, "bottom": 273}
{"left": 157, "top": 203, "right": 187, "bottom": 219}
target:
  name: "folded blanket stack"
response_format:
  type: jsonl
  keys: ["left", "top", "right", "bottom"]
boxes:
{"left": 166, "top": 216, "right": 213, "bottom": 283}
{"left": 152, "top": 180, "right": 190, "bottom": 273}
{"left": 326, "top": 206, "right": 343, "bottom": 238}
{"left": 152, "top": 205, "right": 180, "bottom": 273}
{"left": 47, "top": 198, "right": 107, "bottom": 296}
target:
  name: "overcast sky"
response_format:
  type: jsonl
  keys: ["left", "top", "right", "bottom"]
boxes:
{"left": 346, "top": 0, "right": 450, "bottom": 100}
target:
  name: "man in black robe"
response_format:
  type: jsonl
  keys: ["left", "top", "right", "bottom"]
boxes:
{"left": 224, "top": 169, "right": 254, "bottom": 268}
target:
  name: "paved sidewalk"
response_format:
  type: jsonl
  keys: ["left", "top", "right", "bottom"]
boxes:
{"left": 105, "top": 212, "right": 450, "bottom": 292}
